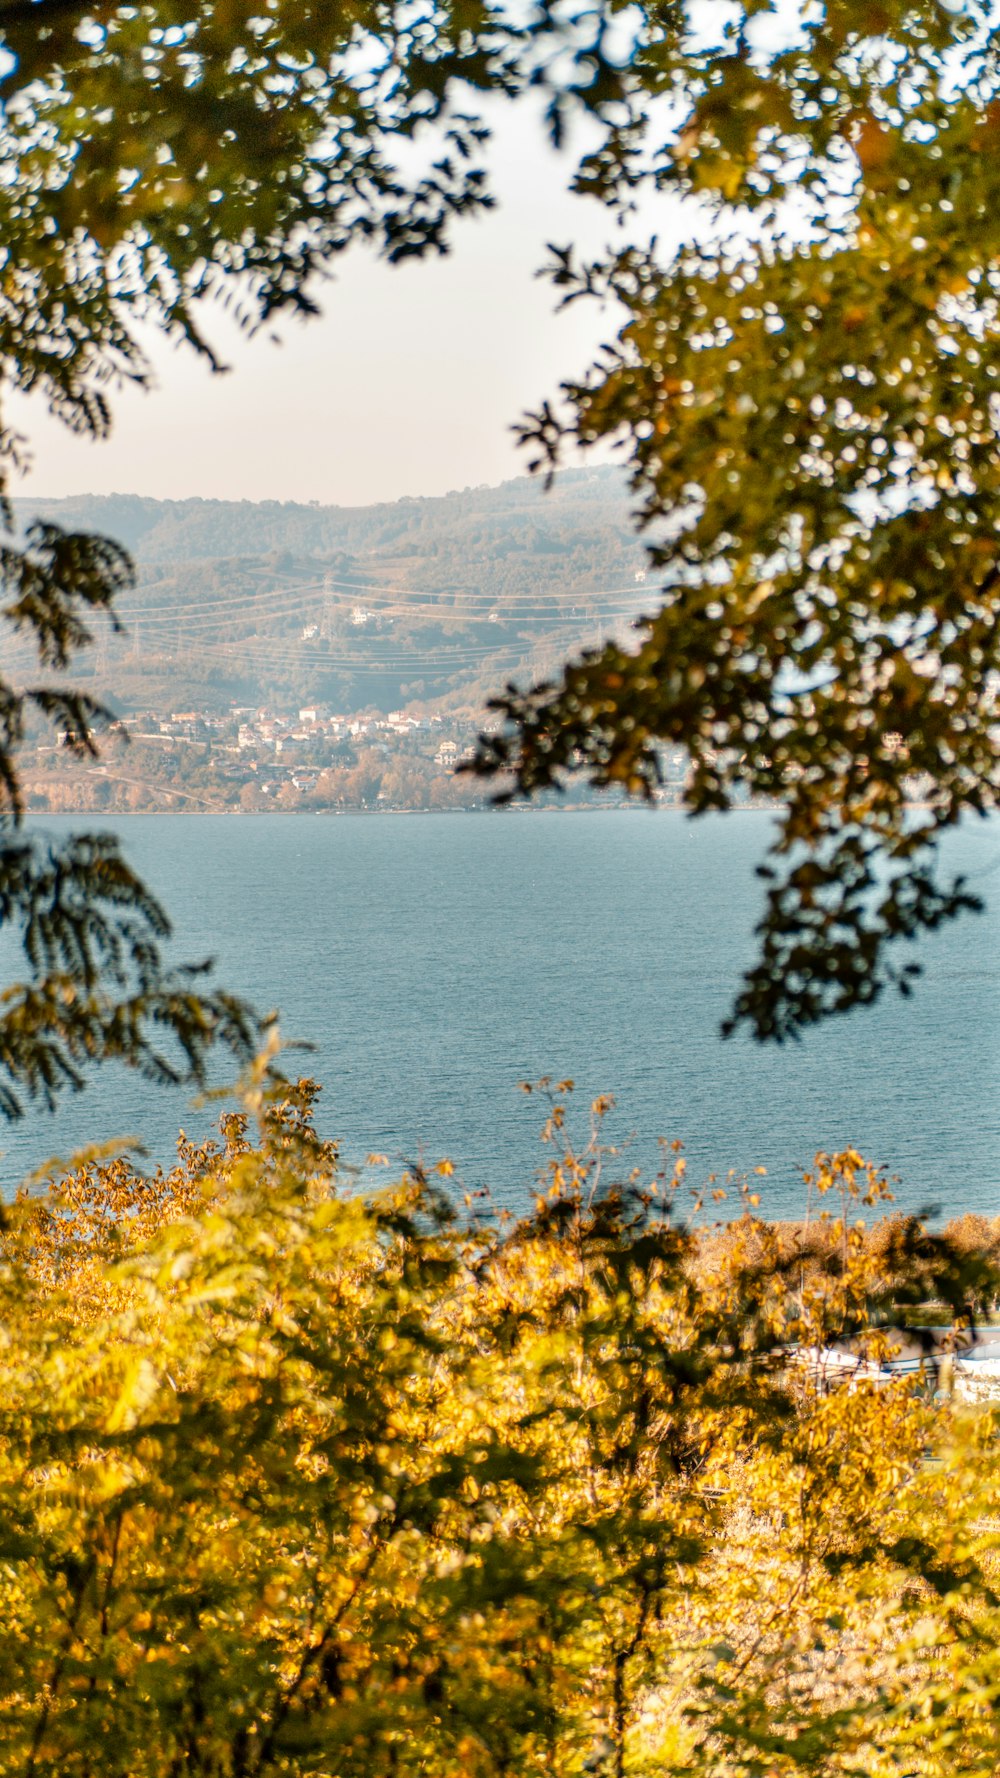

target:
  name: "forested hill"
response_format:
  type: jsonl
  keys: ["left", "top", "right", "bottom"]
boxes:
{"left": 13, "top": 468, "right": 647, "bottom": 715}
{"left": 18, "top": 467, "right": 636, "bottom": 567}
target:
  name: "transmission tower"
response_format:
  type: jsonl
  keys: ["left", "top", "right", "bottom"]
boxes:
{"left": 320, "top": 571, "right": 337, "bottom": 640}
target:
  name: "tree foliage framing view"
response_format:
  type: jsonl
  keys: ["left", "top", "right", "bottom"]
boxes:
{"left": 0, "top": 0, "right": 996, "bottom": 1123}
{"left": 3, "top": 1071, "right": 1000, "bottom": 1777}
{"left": 4, "top": 10, "right": 1000, "bottom": 1771}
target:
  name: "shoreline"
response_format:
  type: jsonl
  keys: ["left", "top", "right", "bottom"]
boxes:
{"left": 20, "top": 800, "right": 783, "bottom": 819}
{"left": 18, "top": 799, "right": 950, "bottom": 818}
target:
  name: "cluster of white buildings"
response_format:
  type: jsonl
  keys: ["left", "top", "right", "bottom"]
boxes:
{"left": 230, "top": 705, "right": 443, "bottom": 755}
{"left": 123, "top": 702, "right": 476, "bottom": 770}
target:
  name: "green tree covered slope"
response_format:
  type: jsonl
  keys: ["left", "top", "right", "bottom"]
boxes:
{"left": 13, "top": 472, "right": 645, "bottom": 715}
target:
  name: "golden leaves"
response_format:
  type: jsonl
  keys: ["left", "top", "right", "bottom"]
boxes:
{"left": 0, "top": 1089, "right": 998, "bottom": 1776}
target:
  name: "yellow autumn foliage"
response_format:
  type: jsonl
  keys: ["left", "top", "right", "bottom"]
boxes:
{"left": 0, "top": 1077, "right": 999, "bottom": 1776}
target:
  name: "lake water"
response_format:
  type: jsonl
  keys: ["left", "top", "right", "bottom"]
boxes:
{"left": 2, "top": 809, "right": 998, "bottom": 1221}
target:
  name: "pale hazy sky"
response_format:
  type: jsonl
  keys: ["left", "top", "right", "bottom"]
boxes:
{"left": 9, "top": 102, "right": 681, "bottom": 510}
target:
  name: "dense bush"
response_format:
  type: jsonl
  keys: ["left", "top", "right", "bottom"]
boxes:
{"left": 1, "top": 1073, "right": 999, "bottom": 1776}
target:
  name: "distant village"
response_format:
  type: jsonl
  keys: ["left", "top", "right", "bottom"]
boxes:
{"left": 23, "top": 700, "right": 929, "bottom": 817}
{"left": 23, "top": 701, "right": 697, "bottom": 815}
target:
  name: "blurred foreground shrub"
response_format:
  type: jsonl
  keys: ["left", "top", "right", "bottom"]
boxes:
{"left": 2, "top": 1078, "right": 1000, "bottom": 1777}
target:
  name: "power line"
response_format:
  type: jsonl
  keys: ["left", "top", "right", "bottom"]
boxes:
{"left": 116, "top": 574, "right": 649, "bottom": 621}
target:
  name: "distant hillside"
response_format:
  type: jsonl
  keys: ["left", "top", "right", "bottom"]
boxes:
{"left": 11, "top": 469, "right": 651, "bottom": 716}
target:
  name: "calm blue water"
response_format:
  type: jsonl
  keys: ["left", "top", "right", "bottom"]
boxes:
{"left": 1, "top": 810, "right": 997, "bottom": 1220}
